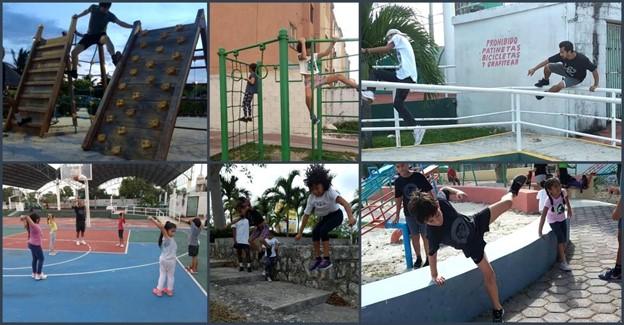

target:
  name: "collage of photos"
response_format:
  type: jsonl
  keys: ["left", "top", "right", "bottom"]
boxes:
{"left": 0, "top": 1, "right": 622, "bottom": 325}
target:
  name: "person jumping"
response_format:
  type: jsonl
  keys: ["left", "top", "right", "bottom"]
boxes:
{"left": 68, "top": 2, "right": 134, "bottom": 78}
{"left": 407, "top": 174, "right": 527, "bottom": 322}
{"left": 361, "top": 29, "right": 425, "bottom": 145}
{"left": 528, "top": 41, "right": 599, "bottom": 100}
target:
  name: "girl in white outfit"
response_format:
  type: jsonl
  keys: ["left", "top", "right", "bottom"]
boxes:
{"left": 150, "top": 217, "right": 178, "bottom": 297}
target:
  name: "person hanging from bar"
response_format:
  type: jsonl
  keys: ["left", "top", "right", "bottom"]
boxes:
{"left": 528, "top": 41, "right": 599, "bottom": 100}
{"left": 361, "top": 29, "right": 425, "bottom": 145}
{"left": 297, "top": 36, "right": 360, "bottom": 125}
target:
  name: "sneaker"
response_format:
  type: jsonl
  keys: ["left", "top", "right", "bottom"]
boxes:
{"left": 32, "top": 273, "right": 36, "bottom": 279}
{"left": 239, "top": 266, "right": 244, "bottom": 272}
{"left": 423, "top": 259, "right": 430, "bottom": 267}
{"left": 534, "top": 78, "right": 549, "bottom": 87}
{"left": 152, "top": 288, "right": 163, "bottom": 297}
{"left": 190, "top": 269, "right": 198, "bottom": 274}
{"left": 413, "top": 256, "right": 423, "bottom": 269}
{"left": 559, "top": 262, "right": 572, "bottom": 272}
{"left": 492, "top": 308, "right": 504, "bottom": 323}
{"left": 361, "top": 90, "right": 375, "bottom": 102}
{"left": 81, "top": 240, "right": 87, "bottom": 245}
{"left": 35, "top": 273, "right": 47, "bottom": 281}
{"left": 413, "top": 127, "right": 425, "bottom": 145}
{"left": 308, "top": 258, "right": 322, "bottom": 272}
{"left": 49, "top": 251, "right": 57, "bottom": 256}
{"left": 509, "top": 175, "right": 528, "bottom": 196}
{"left": 76, "top": 240, "right": 80, "bottom": 246}
{"left": 112, "top": 51, "right": 122, "bottom": 66}
{"left": 536, "top": 95, "right": 544, "bottom": 100}
{"left": 16, "top": 116, "right": 32, "bottom": 127}
{"left": 120, "top": 244, "right": 124, "bottom": 248}
{"left": 311, "top": 116, "right": 320, "bottom": 125}
{"left": 115, "top": 243, "right": 120, "bottom": 247}
{"left": 598, "top": 268, "right": 621, "bottom": 281}
{"left": 238, "top": 116, "right": 247, "bottom": 122}
{"left": 162, "top": 288, "right": 174, "bottom": 297}
{"left": 247, "top": 267, "right": 252, "bottom": 273}
{"left": 261, "top": 271, "right": 266, "bottom": 276}
{"left": 318, "top": 259, "right": 333, "bottom": 270}
{"left": 267, "top": 276, "right": 272, "bottom": 282}
{"left": 65, "top": 69, "right": 78, "bottom": 79}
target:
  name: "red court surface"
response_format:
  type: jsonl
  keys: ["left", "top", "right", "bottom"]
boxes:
{"left": 3, "top": 229, "right": 130, "bottom": 254}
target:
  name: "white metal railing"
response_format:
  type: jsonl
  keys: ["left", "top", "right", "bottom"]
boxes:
{"left": 116, "top": 206, "right": 168, "bottom": 217}
{"left": 361, "top": 81, "right": 622, "bottom": 149}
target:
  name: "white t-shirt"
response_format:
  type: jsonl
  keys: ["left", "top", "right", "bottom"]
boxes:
{"left": 232, "top": 218, "right": 249, "bottom": 244}
{"left": 389, "top": 34, "right": 418, "bottom": 82}
{"left": 265, "top": 237, "right": 280, "bottom": 257}
{"left": 299, "top": 53, "right": 320, "bottom": 75}
{"left": 304, "top": 187, "right": 341, "bottom": 217}
{"left": 537, "top": 189, "right": 548, "bottom": 212}
{"left": 160, "top": 236, "right": 177, "bottom": 261}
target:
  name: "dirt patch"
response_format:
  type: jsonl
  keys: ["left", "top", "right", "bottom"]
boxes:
{"left": 210, "top": 301, "right": 247, "bottom": 323}
{"left": 326, "top": 292, "right": 351, "bottom": 307}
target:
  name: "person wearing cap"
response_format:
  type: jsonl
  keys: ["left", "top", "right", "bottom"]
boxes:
{"left": 361, "top": 29, "right": 425, "bottom": 145}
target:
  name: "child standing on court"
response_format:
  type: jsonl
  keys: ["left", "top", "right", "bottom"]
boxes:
{"left": 230, "top": 197, "right": 252, "bottom": 272}
{"left": 239, "top": 63, "right": 258, "bottom": 122}
{"left": 296, "top": 37, "right": 360, "bottom": 125}
{"left": 149, "top": 216, "right": 177, "bottom": 297}
{"left": 295, "top": 164, "right": 356, "bottom": 271}
{"left": 538, "top": 178, "right": 573, "bottom": 271}
{"left": 180, "top": 217, "right": 202, "bottom": 274}
{"left": 116, "top": 212, "right": 126, "bottom": 248}
{"left": 47, "top": 214, "right": 58, "bottom": 256}
{"left": 263, "top": 230, "right": 280, "bottom": 282}
{"left": 21, "top": 213, "right": 47, "bottom": 280}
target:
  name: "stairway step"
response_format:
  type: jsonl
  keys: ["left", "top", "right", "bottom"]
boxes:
{"left": 31, "top": 56, "right": 62, "bottom": 63}
{"left": 17, "top": 106, "right": 49, "bottom": 114}
{"left": 24, "top": 80, "right": 56, "bottom": 86}
{"left": 225, "top": 281, "right": 332, "bottom": 314}
{"left": 29, "top": 67, "right": 59, "bottom": 74}
{"left": 210, "top": 267, "right": 264, "bottom": 286}
{"left": 210, "top": 259, "right": 234, "bottom": 268}
{"left": 21, "top": 93, "right": 52, "bottom": 100}
{"left": 37, "top": 41, "right": 66, "bottom": 51}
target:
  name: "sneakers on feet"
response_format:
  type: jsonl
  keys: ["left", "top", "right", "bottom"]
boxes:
{"left": 598, "top": 268, "right": 621, "bottom": 281}
{"left": 112, "top": 51, "right": 122, "bottom": 66}
{"left": 120, "top": 244, "right": 124, "bottom": 248}
{"left": 239, "top": 266, "right": 244, "bottom": 272}
{"left": 162, "top": 288, "right": 174, "bottom": 297}
{"left": 16, "top": 116, "right": 32, "bottom": 127}
{"left": 509, "top": 175, "right": 528, "bottom": 196}
{"left": 361, "top": 90, "right": 375, "bottom": 102}
{"left": 413, "top": 256, "right": 423, "bottom": 269}
{"left": 412, "top": 127, "right": 426, "bottom": 145}
{"left": 81, "top": 240, "right": 86, "bottom": 245}
{"left": 267, "top": 276, "right": 272, "bottom": 282}
{"left": 423, "top": 259, "right": 430, "bottom": 267}
{"left": 492, "top": 308, "right": 504, "bottom": 323}
{"left": 318, "top": 259, "right": 333, "bottom": 270}
{"left": 308, "top": 258, "right": 322, "bottom": 272}
{"left": 559, "top": 262, "right": 572, "bottom": 272}
{"left": 152, "top": 288, "right": 163, "bottom": 297}
{"left": 534, "top": 78, "right": 549, "bottom": 87}
{"left": 76, "top": 240, "right": 80, "bottom": 246}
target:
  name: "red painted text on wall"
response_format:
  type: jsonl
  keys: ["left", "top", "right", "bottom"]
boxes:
{"left": 482, "top": 37, "right": 520, "bottom": 68}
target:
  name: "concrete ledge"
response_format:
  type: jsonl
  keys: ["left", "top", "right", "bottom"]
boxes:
{"left": 362, "top": 218, "right": 557, "bottom": 322}
{"left": 452, "top": 186, "right": 539, "bottom": 213}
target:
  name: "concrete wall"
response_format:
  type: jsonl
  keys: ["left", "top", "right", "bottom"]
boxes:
{"left": 211, "top": 237, "right": 359, "bottom": 305}
{"left": 209, "top": 69, "right": 358, "bottom": 136}
{"left": 453, "top": 3, "right": 621, "bottom": 134}
{"left": 362, "top": 219, "right": 558, "bottom": 322}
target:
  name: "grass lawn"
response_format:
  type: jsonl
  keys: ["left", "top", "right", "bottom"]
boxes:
{"left": 211, "top": 143, "right": 357, "bottom": 161}
{"left": 370, "top": 127, "right": 508, "bottom": 148}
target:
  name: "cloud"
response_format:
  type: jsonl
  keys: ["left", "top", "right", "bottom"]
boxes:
{"left": 2, "top": 8, "right": 65, "bottom": 53}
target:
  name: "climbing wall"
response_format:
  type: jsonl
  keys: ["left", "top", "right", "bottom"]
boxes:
{"left": 5, "top": 20, "right": 76, "bottom": 137}
{"left": 82, "top": 9, "right": 207, "bottom": 160}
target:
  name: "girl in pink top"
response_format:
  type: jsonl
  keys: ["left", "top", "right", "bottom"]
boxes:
{"left": 538, "top": 178, "right": 573, "bottom": 272}
{"left": 20, "top": 213, "right": 47, "bottom": 280}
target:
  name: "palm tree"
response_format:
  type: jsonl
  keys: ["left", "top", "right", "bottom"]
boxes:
{"left": 254, "top": 194, "right": 275, "bottom": 229}
{"left": 361, "top": 3, "right": 444, "bottom": 84}
{"left": 11, "top": 48, "right": 30, "bottom": 75}
{"left": 263, "top": 170, "right": 307, "bottom": 236}
{"left": 220, "top": 175, "right": 251, "bottom": 223}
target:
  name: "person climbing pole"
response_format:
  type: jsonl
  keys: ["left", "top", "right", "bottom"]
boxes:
{"left": 68, "top": 2, "right": 135, "bottom": 79}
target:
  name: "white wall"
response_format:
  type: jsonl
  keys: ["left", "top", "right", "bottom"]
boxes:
{"left": 453, "top": 3, "right": 620, "bottom": 134}
{"left": 169, "top": 191, "right": 207, "bottom": 217}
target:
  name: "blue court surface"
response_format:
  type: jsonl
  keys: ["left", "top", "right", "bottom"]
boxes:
{"left": 3, "top": 242, "right": 207, "bottom": 322}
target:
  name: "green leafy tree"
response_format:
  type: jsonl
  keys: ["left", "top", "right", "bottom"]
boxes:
{"left": 118, "top": 177, "right": 163, "bottom": 207}
{"left": 61, "top": 186, "right": 74, "bottom": 201}
{"left": 11, "top": 48, "right": 30, "bottom": 74}
{"left": 263, "top": 170, "right": 306, "bottom": 236}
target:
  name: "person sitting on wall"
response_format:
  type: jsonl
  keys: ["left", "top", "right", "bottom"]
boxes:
{"left": 68, "top": 2, "right": 135, "bottom": 78}
{"left": 528, "top": 41, "right": 599, "bottom": 100}
{"left": 407, "top": 174, "right": 527, "bottom": 323}
{"left": 361, "top": 29, "right": 425, "bottom": 145}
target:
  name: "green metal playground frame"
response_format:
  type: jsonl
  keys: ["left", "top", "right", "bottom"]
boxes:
{"left": 218, "top": 29, "right": 358, "bottom": 161}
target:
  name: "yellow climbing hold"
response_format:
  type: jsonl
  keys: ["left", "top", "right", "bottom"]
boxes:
{"left": 155, "top": 46, "right": 164, "bottom": 54}
{"left": 125, "top": 108, "right": 136, "bottom": 117}
{"left": 149, "top": 119, "right": 160, "bottom": 128}
{"left": 111, "top": 146, "right": 121, "bottom": 155}
{"left": 117, "top": 126, "right": 127, "bottom": 135}
{"left": 176, "top": 36, "right": 185, "bottom": 44}
{"left": 141, "top": 139, "right": 152, "bottom": 149}
{"left": 145, "top": 60, "right": 155, "bottom": 69}
{"left": 116, "top": 99, "right": 125, "bottom": 107}
{"left": 140, "top": 30, "right": 149, "bottom": 37}
{"left": 140, "top": 41, "right": 148, "bottom": 49}
{"left": 129, "top": 68, "right": 138, "bottom": 76}
{"left": 97, "top": 134, "right": 106, "bottom": 143}
{"left": 171, "top": 51, "right": 182, "bottom": 61}
{"left": 106, "top": 115, "right": 114, "bottom": 123}
{"left": 131, "top": 55, "right": 140, "bottom": 62}
{"left": 160, "top": 83, "right": 171, "bottom": 91}
{"left": 175, "top": 24, "right": 184, "bottom": 32}
{"left": 118, "top": 82, "right": 127, "bottom": 90}
{"left": 160, "top": 32, "right": 169, "bottom": 40}
{"left": 166, "top": 67, "right": 177, "bottom": 76}
{"left": 132, "top": 92, "right": 141, "bottom": 100}
{"left": 157, "top": 101, "right": 169, "bottom": 111}
{"left": 146, "top": 75, "right": 156, "bottom": 84}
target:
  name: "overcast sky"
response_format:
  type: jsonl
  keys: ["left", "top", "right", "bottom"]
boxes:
{"left": 2, "top": 2, "right": 206, "bottom": 82}
{"left": 220, "top": 164, "right": 359, "bottom": 203}
{"left": 332, "top": 3, "right": 359, "bottom": 80}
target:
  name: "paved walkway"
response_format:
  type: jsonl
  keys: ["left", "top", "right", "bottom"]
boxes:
{"left": 362, "top": 132, "right": 620, "bottom": 162}
{"left": 3, "top": 116, "right": 207, "bottom": 161}
{"left": 475, "top": 204, "right": 621, "bottom": 322}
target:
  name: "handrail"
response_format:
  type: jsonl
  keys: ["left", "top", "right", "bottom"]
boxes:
{"left": 502, "top": 86, "right": 621, "bottom": 94}
{"left": 361, "top": 81, "right": 622, "bottom": 104}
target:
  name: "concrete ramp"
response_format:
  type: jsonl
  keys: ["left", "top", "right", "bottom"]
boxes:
{"left": 226, "top": 281, "right": 332, "bottom": 314}
{"left": 210, "top": 267, "right": 264, "bottom": 286}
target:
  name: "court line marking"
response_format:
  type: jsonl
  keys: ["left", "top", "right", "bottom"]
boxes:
{"left": 2, "top": 253, "right": 189, "bottom": 277}
{"left": 176, "top": 256, "right": 207, "bottom": 296}
{"left": 3, "top": 244, "right": 92, "bottom": 270}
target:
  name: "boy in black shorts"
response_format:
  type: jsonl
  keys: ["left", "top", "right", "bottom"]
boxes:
{"left": 408, "top": 174, "right": 527, "bottom": 323}
{"left": 393, "top": 163, "right": 435, "bottom": 268}
{"left": 72, "top": 199, "right": 87, "bottom": 246}
{"left": 68, "top": 2, "right": 135, "bottom": 78}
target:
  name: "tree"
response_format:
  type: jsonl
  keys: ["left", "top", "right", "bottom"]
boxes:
{"left": 263, "top": 170, "right": 307, "bottom": 236}
{"left": 61, "top": 186, "right": 74, "bottom": 201}
{"left": 41, "top": 192, "right": 57, "bottom": 204}
{"left": 11, "top": 48, "right": 30, "bottom": 75}
{"left": 118, "top": 177, "right": 163, "bottom": 207}
{"left": 3, "top": 187, "right": 16, "bottom": 204}
{"left": 220, "top": 174, "right": 251, "bottom": 223}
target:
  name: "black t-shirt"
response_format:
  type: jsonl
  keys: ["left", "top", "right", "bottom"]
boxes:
{"left": 245, "top": 72, "right": 258, "bottom": 94}
{"left": 73, "top": 206, "right": 86, "bottom": 223}
{"left": 534, "top": 164, "right": 547, "bottom": 176}
{"left": 548, "top": 52, "right": 597, "bottom": 82}
{"left": 427, "top": 191, "right": 476, "bottom": 257}
{"left": 394, "top": 172, "right": 433, "bottom": 217}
